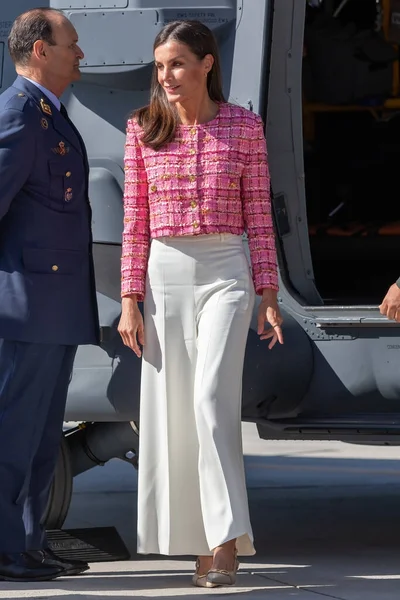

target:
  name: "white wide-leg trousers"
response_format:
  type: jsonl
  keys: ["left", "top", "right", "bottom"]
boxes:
{"left": 137, "top": 233, "right": 256, "bottom": 556}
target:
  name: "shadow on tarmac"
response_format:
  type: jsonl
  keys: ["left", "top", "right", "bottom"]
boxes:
{"left": 3, "top": 452, "right": 400, "bottom": 598}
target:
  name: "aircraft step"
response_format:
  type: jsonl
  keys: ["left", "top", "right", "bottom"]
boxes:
{"left": 266, "top": 413, "right": 400, "bottom": 433}
{"left": 47, "top": 527, "right": 130, "bottom": 563}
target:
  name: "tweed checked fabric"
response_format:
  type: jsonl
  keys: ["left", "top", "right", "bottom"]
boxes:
{"left": 121, "top": 102, "right": 278, "bottom": 300}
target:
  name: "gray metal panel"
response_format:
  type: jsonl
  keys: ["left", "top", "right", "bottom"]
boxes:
{"left": 0, "top": 19, "right": 13, "bottom": 45}
{"left": 157, "top": 5, "right": 236, "bottom": 27}
{"left": 130, "top": 0, "right": 234, "bottom": 8}
{"left": 89, "top": 159, "right": 124, "bottom": 244}
{"left": 68, "top": 10, "right": 158, "bottom": 67}
{"left": 267, "top": 0, "right": 321, "bottom": 305}
{"left": 228, "top": 0, "right": 267, "bottom": 114}
{"left": 52, "top": 0, "right": 127, "bottom": 8}
{"left": 0, "top": 43, "right": 4, "bottom": 89}
{"left": 0, "top": 14, "right": 14, "bottom": 93}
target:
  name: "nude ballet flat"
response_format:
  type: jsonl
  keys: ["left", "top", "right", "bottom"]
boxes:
{"left": 192, "top": 558, "right": 217, "bottom": 588}
{"left": 206, "top": 550, "right": 239, "bottom": 587}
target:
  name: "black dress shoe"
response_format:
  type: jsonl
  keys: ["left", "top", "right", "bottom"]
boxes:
{"left": 28, "top": 548, "right": 89, "bottom": 576}
{"left": 0, "top": 552, "right": 63, "bottom": 582}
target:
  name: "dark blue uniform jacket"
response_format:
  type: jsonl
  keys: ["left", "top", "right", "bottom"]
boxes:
{"left": 0, "top": 76, "right": 99, "bottom": 344}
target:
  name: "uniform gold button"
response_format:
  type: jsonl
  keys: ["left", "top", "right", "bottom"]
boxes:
{"left": 150, "top": 185, "right": 157, "bottom": 192}
{"left": 190, "top": 201, "right": 197, "bottom": 209}
{"left": 189, "top": 175, "right": 196, "bottom": 182}
{"left": 189, "top": 149, "right": 196, "bottom": 155}
{"left": 52, "top": 265, "right": 59, "bottom": 272}
{"left": 66, "top": 171, "right": 72, "bottom": 177}
{"left": 193, "top": 221, "right": 199, "bottom": 228}
{"left": 190, "top": 128, "right": 196, "bottom": 135}
{"left": 17, "top": 93, "right": 25, "bottom": 97}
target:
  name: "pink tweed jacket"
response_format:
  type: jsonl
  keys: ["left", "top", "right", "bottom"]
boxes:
{"left": 121, "top": 102, "right": 278, "bottom": 300}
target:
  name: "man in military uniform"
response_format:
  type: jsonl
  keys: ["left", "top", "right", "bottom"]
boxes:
{"left": 0, "top": 8, "right": 99, "bottom": 581}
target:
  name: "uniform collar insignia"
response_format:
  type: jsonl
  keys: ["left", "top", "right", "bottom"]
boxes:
{"left": 40, "top": 98, "right": 52, "bottom": 116}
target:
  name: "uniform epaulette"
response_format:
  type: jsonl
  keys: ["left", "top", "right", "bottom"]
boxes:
{"left": 4, "top": 92, "right": 30, "bottom": 112}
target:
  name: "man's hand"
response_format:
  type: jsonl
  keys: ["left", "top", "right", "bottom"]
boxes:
{"left": 379, "top": 283, "right": 400, "bottom": 322}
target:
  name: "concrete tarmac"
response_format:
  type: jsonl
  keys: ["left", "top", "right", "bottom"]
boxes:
{"left": 1, "top": 423, "right": 400, "bottom": 599}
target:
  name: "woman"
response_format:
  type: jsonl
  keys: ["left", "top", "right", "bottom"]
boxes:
{"left": 118, "top": 19, "right": 283, "bottom": 588}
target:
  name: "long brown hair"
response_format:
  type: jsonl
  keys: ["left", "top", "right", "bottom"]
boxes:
{"left": 135, "top": 20, "right": 226, "bottom": 150}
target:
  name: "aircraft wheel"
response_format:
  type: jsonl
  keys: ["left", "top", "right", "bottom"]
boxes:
{"left": 43, "top": 435, "right": 73, "bottom": 529}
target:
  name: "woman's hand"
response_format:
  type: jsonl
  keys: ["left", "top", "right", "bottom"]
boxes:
{"left": 257, "top": 288, "right": 284, "bottom": 350}
{"left": 118, "top": 296, "right": 145, "bottom": 358}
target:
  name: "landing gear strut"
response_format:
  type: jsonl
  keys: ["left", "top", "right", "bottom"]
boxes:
{"left": 43, "top": 436, "right": 73, "bottom": 529}
{"left": 43, "top": 421, "right": 139, "bottom": 528}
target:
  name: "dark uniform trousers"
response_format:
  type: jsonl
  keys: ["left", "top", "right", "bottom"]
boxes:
{"left": 0, "top": 341, "right": 77, "bottom": 552}
{"left": 0, "top": 76, "right": 99, "bottom": 553}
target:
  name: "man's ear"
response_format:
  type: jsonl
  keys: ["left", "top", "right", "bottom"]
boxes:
{"left": 32, "top": 40, "right": 46, "bottom": 61}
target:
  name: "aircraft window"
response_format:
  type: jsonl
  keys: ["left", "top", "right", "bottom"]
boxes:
{"left": 302, "top": 0, "right": 400, "bottom": 304}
